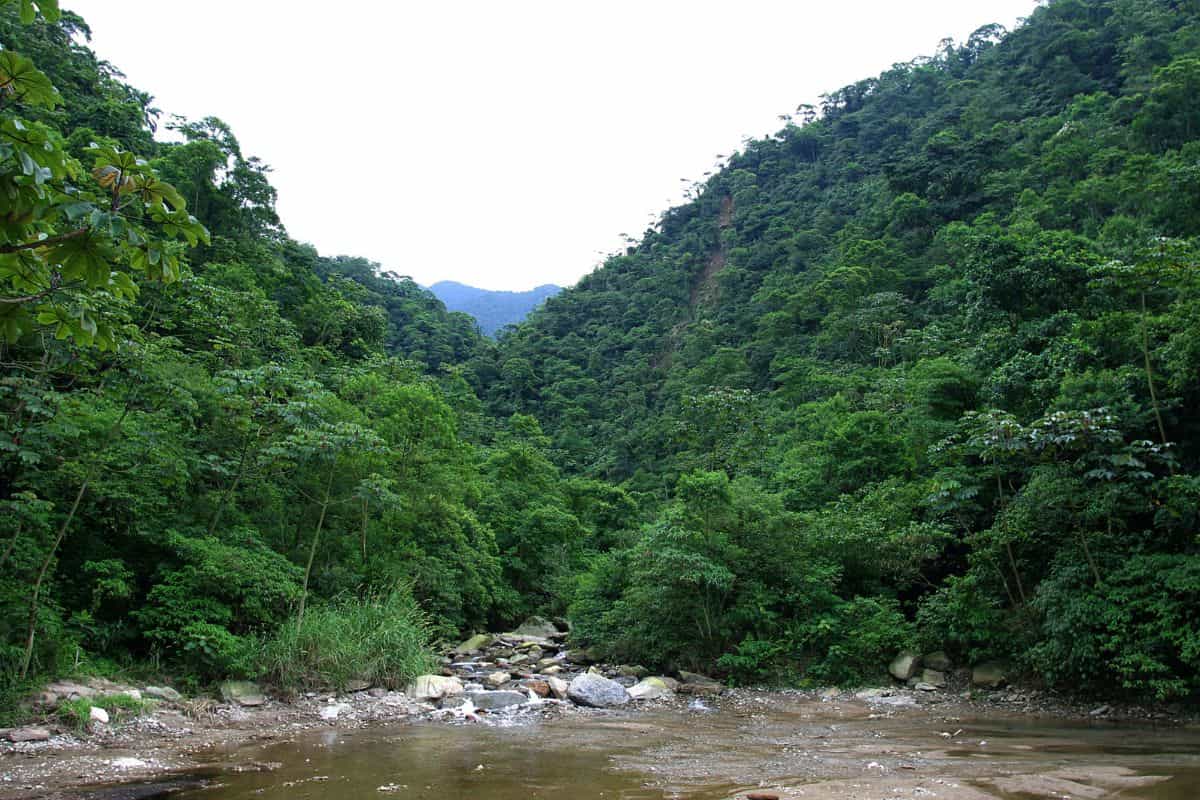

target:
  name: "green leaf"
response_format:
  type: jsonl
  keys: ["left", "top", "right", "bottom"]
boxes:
{"left": 0, "top": 51, "right": 61, "bottom": 108}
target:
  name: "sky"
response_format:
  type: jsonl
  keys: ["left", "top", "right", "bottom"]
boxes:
{"left": 65, "top": 1, "right": 1040, "bottom": 291}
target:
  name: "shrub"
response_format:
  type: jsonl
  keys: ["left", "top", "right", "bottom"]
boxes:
{"left": 56, "top": 693, "right": 150, "bottom": 732}
{"left": 801, "top": 596, "right": 914, "bottom": 686}
{"left": 258, "top": 587, "right": 434, "bottom": 693}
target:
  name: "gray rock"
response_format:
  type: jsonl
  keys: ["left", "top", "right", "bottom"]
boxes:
{"left": 677, "top": 671, "right": 722, "bottom": 695}
{"left": 344, "top": 679, "right": 371, "bottom": 692}
{"left": 921, "top": 668, "right": 947, "bottom": 688}
{"left": 923, "top": 651, "right": 952, "bottom": 671}
{"left": 89, "top": 705, "right": 109, "bottom": 723}
{"left": 453, "top": 633, "right": 493, "bottom": 654}
{"left": 971, "top": 661, "right": 1009, "bottom": 688}
{"left": 142, "top": 686, "right": 182, "bottom": 703}
{"left": 512, "top": 616, "right": 560, "bottom": 639}
{"left": 546, "top": 676, "right": 569, "bottom": 700}
{"left": 564, "top": 649, "right": 595, "bottom": 664}
{"left": 6, "top": 727, "right": 51, "bottom": 742}
{"left": 889, "top": 651, "right": 922, "bottom": 681}
{"left": 914, "top": 682, "right": 937, "bottom": 691}
{"left": 468, "top": 690, "right": 527, "bottom": 710}
{"left": 567, "top": 672, "right": 630, "bottom": 708}
{"left": 614, "top": 676, "right": 637, "bottom": 687}
{"left": 617, "top": 664, "right": 648, "bottom": 679}
{"left": 405, "top": 675, "right": 464, "bottom": 701}
{"left": 440, "top": 694, "right": 471, "bottom": 709}
{"left": 319, "top": 702, "right": 350, "bottom": 721}
{"left": 483, "top": 671, "right": 511, "bottom": 689}
{"left": 627, "top": 677, "right": 673, "bottom": 701}
{"left": 219, "top": 681, "right": 266, "bottom": 707}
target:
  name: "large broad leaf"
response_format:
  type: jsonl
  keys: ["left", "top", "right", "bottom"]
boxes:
{"left": 48, "top": 232, "right": 111, "bottom": 287}
{"left": 0, "top": 51, "right": 60, "bottom": 108}
{"left": 18, "top": 0, "right": 62, "bottom": 24}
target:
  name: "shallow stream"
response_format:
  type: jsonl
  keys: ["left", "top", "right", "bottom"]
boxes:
{"left": 147, "top": 693, "right": 1200, "bottom": 800}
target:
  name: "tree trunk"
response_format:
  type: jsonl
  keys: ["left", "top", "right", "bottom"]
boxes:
{"left": 296, "top": 467, "right": 336, "bottom": 624}
{"left": 20, "top": 481, "right": 88, "bottom": 679}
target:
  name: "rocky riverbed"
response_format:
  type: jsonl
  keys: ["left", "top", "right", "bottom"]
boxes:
{"left": 3, "top": 619, "right": 1198, "bottom": 799}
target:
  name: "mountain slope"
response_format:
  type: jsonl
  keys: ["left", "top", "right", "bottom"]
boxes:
{"left": 488, "top": 0, "right": 1200, "bottom": 695}
{"left": 430, "top": 281, "right": 562, "bottom": 336}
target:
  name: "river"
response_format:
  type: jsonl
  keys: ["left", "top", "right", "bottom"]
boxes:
{"left": 151, "top": 691, "right": 1199, "bottom": 800}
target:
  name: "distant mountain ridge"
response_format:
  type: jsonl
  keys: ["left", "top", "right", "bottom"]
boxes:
{"left": 429, "top": 280, "right": 562, "bottom": 336}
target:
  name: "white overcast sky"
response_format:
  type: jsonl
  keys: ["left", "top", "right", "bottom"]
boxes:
{"left": 65, "top": 1, "right": 1039, "bottom": 291}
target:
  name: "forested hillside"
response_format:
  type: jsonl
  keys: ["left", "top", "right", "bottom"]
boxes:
{"left": 2, "top": 0, "right": 1199, "bottom": 713}
{"left": 493, "top": 0, "right": 1200, "bottom": 697}
{"left": 429, "top": 281, "right": 561, "bottom": 337}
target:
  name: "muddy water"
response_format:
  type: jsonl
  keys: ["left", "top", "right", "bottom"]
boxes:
{"left": 168, "top": 693, "right": 1200, "bottom": 800}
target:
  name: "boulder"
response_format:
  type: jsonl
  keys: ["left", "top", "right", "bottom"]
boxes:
{"left": 512, "top": 616, "right": 560, "bottom": 639}
{"left": 915, "top": 682, "right": 937, "bottom": 691}
{"left": 972, "top": 661, "right": 1009, "bottom": 688}
{"left": 405, "top": 675, "right": 464, "bottom": 702}
{"left": 540, "top": 665, "right": 563, "bottom": 675}
{"left": 219, "top": 681, "right": 266, "bottom": 707}
{"left": 319, "top": 702, "right": 351, "bottom": 721}
{"left": 142, "top": 686, "right": 182, "bottom": 703}
{"left": 889, "top": 651, "right": 922, "bottom": 681}
{"left": 923, "top": 651, "right": 952, "bottom": 671}
{"left": 546, "top": 676, "right": 570, "bottom": 700}
{"left": 921, "top": 669, "right": 947, "bottom": 688}
{"left": 45, "top": 681, "right": 96, "bottom": 701}
{"left": 564, "top": 649, "right": 595, "bottom": 665}
{"left": 677, "top": 671, "right": 722, "bottom": 695}
{"left": 627, "top": 677, "right": 673, "bottom": 701}
{"left": 617, "top": 664, "right": 648, "bottom": 679}
{"left": 453, "top": 633, "right": 493, "bottom": 655}
{"left": 468, "top": 690, "right": 527, "bottom": 710}
{"left": 344, "top": 679, "right": 371, "bottom": 692}
{"left": 520, "top": 679, "right": 551, "bottom": 698}
{"left": 536, "top": 657, "right": 560, "bottom": 669}
{"left": 567, "top": 672, "right": 630, "bottom": 708}
{"left": 89, "top": 705, "right": 110, "bottom": 724}
{"left": 483, "top": 671, "right": 511, "bottom": 689}
{"left": 6, "top": 727, "right": 51, "bottom": 743}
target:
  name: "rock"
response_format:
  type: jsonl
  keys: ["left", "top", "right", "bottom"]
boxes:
{"left": 536, "top": 657, "right": 560, "bottom": 670}
{"left": 368, "top": 687, "right": 387, "bottom": 698}
{"left": 483, "top": 671, "right": 511, "bottom": 689}
{"left": 677, "top": 671, "right": 722, "bottom": 695}
{"left": 627, "top": 677, "right": 673, "bottom": 701}
{"left": 1090, "top": 704, "right": 1112, "bottom": 717}
{"left": 564, "top": 649, "right": 595, "bottom": 664}
{"left": 546, "top": 676, "right": 570, "bottom": 700}
{"left": 512, "top": 616, "right": 560, "bottom": 639}
{"left": 45, "top": 681, "right": 96, "bottom": 703}
{"left": 142, "top": 686, "right": 182, "bottom": 703}
{"left": 872, "top": 694, "right": 918, "bottom": 707}
{"left": 617, "top": 664, "right": 648, "bottom": 679}
{"left": 746, "top": 794, "right": 781, "bottom": 800}
{"left": 567, "top": 672, "right": 630, "bottom": 708}
{"left": 508, "top": 654, "right": 530, "bottom": 666}
{"left": 319, "top": 702, "right": 350, "bottom": 721}
{"left": 406, "top": 675, "right": 464, "bottom": 701}
{"left": 541, "top": 665, "right": 563, "bottom": 675}
{"left": 440, "top": 694, "right": 471, "bottom": 709}
{"left": 453, "top": 633, "right": 493, "bottom": 654}
{"left": 854, "top": 688, "right": 891, "bottom": 700}
{"left": 615, "top": 676, "right": 637, "bottom": 687}
{"left": 921, "top": 668, "right": 947, "bottom": 688}
{"left": 89, "top": 705, "right": 110, "bottom": 724}
{"left": 915, "top": 682, "right": 937, "bottom": 691}
{"left": 971, "top": 661, "right": 1009, "bottom": 688}
{"left": 889, "top": 651, "right": 922, "bottom": 681}
{"left": 521, "top": 679, "right": 551, "bottom": 698}
{"left": 110, "top": 757, "right": 148, "bottom": 769}
{"left": 924, "top": 651, "right": 952, "bottom": 671}
{"left": 219, "top": 681, "right": 266, "bottom": 707}
{"left": 468, "top": 690, "right": 527, "bottom": 710}
{"left": 6, "top": 727, "right": 51, "bottom": 743}
{"left": 344, "top": 679, "right": 371, "bottom": 692}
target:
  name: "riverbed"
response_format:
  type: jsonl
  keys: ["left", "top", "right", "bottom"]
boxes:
{"left": 66, "top": 690, "right": 1200, "bottom": 800}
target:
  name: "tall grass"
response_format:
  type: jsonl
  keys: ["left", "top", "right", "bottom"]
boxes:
{"left": 258, "top": 587, "right": 434, "bottom": 693}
